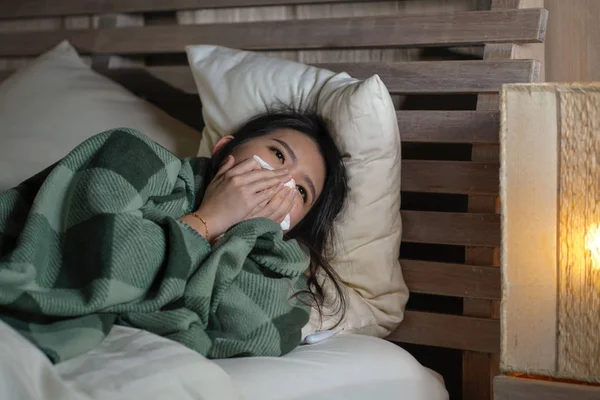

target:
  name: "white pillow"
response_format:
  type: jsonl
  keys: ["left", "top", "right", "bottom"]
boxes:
{"left": 0, "top": 41, "right": 201, "bottom": 191}
{"left": 186, "top": 45, "right": 408, "bottom": 338}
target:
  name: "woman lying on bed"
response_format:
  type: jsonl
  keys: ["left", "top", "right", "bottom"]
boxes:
{"left": 0, "top": 109, "right": 347, "bottom": 363}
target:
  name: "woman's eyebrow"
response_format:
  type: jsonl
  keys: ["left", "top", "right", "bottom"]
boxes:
{"left": 273, "top": 138, "right": 297, "bottom": 162}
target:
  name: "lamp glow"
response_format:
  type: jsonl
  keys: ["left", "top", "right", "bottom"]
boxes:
{"left": 585, "top": 225, "right": 600, "bottom": 270}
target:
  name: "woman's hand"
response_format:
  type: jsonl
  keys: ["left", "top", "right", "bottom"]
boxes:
{"left": 246, "top": 186, "right": 299, "bottom": 227}
{"left": 189, "top": 155, "right": 292, "bottom": 240}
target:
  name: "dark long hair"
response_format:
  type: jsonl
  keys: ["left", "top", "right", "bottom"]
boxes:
{"left": 210, "top": 108, "right": 348, "bottom": 324}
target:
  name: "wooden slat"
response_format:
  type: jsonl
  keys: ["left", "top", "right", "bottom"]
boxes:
{"left": 0, "top": 9, "right": 548, "bottom": 56}
{"left": 318, "top": 60, "right": 540, "bottom": 94}
{"left": 494, "top": 375, "right": 600, "bottom": 400}
{"left": 464, "top": 352, "right": 495, "bottom": 400}
{"left": 402, "top": 160, "right": 499, "bottom": 195}
{"left": 99, "top": 59, "right": 538, "bottom": 95}
{"left": 0, "top": 70, "right": 501, "bottom": 145}
{"left": 387, "top": 310, "right": 500, "bottom": 353}
{"left": 148, "top": 61, "right": 538, "bottom": 94}
{"left": 401, "top": 210, "right": 501, "bottom": 247}
{"left": 0, "top": 0, "right": 366, "bottom": 19}
{"left": 398, "top": 111, "right": 499, "bottom": 144}
{"left": 401, "top": 259, "right": 501, "bottom": 300}
{"left": 91, "top": 13, "right": 145, "bottom": 69}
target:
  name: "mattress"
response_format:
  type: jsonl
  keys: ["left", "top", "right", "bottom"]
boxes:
{"left": 0, "top": 320, "right": 448, "bottom": 400}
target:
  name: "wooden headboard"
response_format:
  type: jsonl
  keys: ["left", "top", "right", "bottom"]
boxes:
{"left": 0, "top": 1, "right": 547, "bottom": 399}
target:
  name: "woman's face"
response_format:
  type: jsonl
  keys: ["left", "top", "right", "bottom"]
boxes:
{"left": 213, "top": 129, "right": 326, "bottom": 229}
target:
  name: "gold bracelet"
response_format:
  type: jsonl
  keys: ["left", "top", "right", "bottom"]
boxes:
{"left": 190, "top": 213, "right": 209, "bottom": 240}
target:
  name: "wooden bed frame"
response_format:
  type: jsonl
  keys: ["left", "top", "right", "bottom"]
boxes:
{"left": 0, "top": 1, "right": 547, "bottom": 398}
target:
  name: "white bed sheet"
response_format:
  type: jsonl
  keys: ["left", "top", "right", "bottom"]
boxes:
{"left": 0, "top": 321, "right": 448, "bottom": 400}
{"left": 216, "top": 333, "right": 448, "bottom": 400}
{"left": 0, "top": 320, "right": 239, "bottom": 400}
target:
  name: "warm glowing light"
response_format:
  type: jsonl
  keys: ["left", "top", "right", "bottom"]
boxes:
{"left": 585, "top": 225, "right": 600, "bottom": 270}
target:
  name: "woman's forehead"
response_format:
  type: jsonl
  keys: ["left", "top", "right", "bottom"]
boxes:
{"left": 268, "top": 128, "right": 315, "bottom": 146}
{"left": 271, "top": 130, "right": 321, "bottom": 158}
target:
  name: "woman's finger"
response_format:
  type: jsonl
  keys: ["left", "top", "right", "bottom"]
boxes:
{"left": 245, "top": 172, "right": 291, "bottom": 192}
{"left": 228, "top": 167, "right": 289, "bottom": 186}
{"left": 252, "top": 186, "right": 289, "bottom": 217}
{"left": 247, "top": 199, "right": 270, "bottom": 219}
{"left": 257, "top": 187, "right": 296, "bottom": 221}
{"left": 214, "top": 155, "right": 236, "bottom": 178}
{"left": 249, "top": 183, "right": 285, "bottom": 210}
{"left": 271, "top": 188, "right": 297, "bottom": 223}
{"left": 224, "top": 156, "right": 264, "bottom": 177}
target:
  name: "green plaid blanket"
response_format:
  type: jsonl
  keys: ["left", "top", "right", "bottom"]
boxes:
{"left": 0, "top": 128, "right": 310, "bottom": 363}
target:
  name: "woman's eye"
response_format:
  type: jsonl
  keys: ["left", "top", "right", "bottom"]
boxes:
{"left": 297, "top": 185, "right": 307, "bottom": 202}
{"left": 271, "top": 148, "right": 285, "bottom": 163}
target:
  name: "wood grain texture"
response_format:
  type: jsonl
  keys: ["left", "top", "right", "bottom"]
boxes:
{"left": 463, "top": 1, "right": 543, "bottom": 398}
{"left": 176, "top": 0, "right": 478, "bottom": 64}
{"left": 490, "top": 0, "right": 542, "bottom": 8}
{"left": 0, "top": 70, "right": 506, "bottom": 144}
{"left": 289, "top": 0, "right": 474, "bottom": 64}
{"left": 0, "top": 63, "right": 510, "bottom": 103}
{"left": 402, "top": 160, "right": 499, "bottom": 195}
{"left": 402, "top": 210, "right": 500, "bottom": 247}
{"left": 0, "top": 0, "right": 481, "bottom": 19}
{"left": 177, "top": 4, "right": 295, "bottom": 26}
{"left": 0, "top": 17, "right": 60, "bottom": 32}
{"left": 0, "top": 68, "right": 505, "bottom": 144}
{"left": 318, "top": 60, "right": 539, "bottom": 94}
{"left": 176, "top": 3, "right": 299, "bottom": 62}
{"left": 0, "top": 17, "right": 60, "bottom": 72}
{"left": 398, "top": 111, "right": 500, "bottom": 144}
{"left": 494, "top": 375, "right": 600, "bottom": 400}
{"left": 0, "top": 9, "right": 548, "bottom": 56}
{"left": 545, "top": 0, "right": 600, "bottom": 82}
{"left": 91, "top": 14, "right": 145, "bottom": 69}
{"left": 387, "top": 310, "right": 500, "bottom": 353}
{"left": 401, "top": 259, "right": 501, "bottom": 300}
{"left": 92, "top": 60, "right": 538, "bottom": 95}
{"left": 463, "top": 352, "right": 495, "bottom": 398}
{"left": 500, "top": 84, "right": 559, "bottom": 376}
{"left": 475, "top": 0, "right": 545, "bottom": 110}
{"left": 295, "top": 0, "right": 480, "bottom": 20}
{"left": 557, "top": 88, "right": 600, "bottom": 383}
{"left": 63, "top": 16, "right": 92, "bottom": 30}
{"left": 0, "top": 0, "right": 371, "bottom": 19}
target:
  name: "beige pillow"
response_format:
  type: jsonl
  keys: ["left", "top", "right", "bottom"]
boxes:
{"left": 186, "top": 45, "right": 408, "bottom": 338}
{"left": 0, "top": 41, "right": 201, "bottom": 191}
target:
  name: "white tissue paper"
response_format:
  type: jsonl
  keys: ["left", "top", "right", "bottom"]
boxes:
{"left": 253, "top": 155, "right": 295, "bottom": 230}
